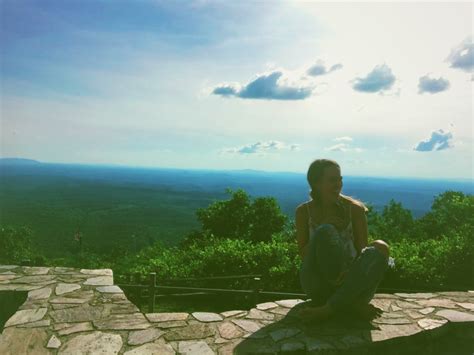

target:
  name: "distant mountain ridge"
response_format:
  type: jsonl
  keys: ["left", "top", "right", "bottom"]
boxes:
{"left": 0, "top": 158, "right": 42, "bottom": 165}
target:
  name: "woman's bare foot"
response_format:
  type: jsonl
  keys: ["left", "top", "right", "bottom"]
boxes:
{"left": 350, "top": 302, "right": 382, "bottom": 321}
{"left": 298, "top": 303, "right": 334, "bottom": 323}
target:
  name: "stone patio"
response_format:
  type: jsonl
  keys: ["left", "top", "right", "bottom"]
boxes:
{"left": 0, "top": 265, "right": 473, "bottom": 354}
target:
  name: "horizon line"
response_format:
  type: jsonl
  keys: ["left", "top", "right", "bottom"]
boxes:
{"left": 1, "top": 156, "right": 472, "bottom": 182}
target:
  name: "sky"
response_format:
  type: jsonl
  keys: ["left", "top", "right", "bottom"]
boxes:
{"left": 1, "top": 0, "right": 473, "bottom": 179}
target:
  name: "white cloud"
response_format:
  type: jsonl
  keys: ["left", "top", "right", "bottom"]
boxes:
{"left": 351, "top": 64, "right": 396, "bottom": 93}
{"left": 418, "top": 74, "right": 450, "bottom": 94}
{"left": 221, "top": 140, "right": 301, "bottom": 155}
{"left": 446, "top": 36, "right": 474, "bottom": 73}
{"left": 413, "top": 129, "right": 454, "bottom": 151}
{"left": 333, "top": 136, "right": 353, "bottom": 142}
{"left": 307, "top": 60, "right": 343, "bottom": 77}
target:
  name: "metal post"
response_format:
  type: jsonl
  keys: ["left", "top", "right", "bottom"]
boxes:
{"left": 148, "top": 272, "right": 156, "bottom": 313}
{"left": 134, "top": 273, "right": 141, "bottom": 304}
{"left": 252, "top": 277, "right": 261, "bottom": 305}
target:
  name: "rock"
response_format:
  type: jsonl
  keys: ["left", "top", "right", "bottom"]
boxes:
{"left": 372, "top": 317, "right": 412, "bottom": 324}
{"left": 54, "top": 322, "right": 94, "bottom": 335}
{"left": 192, "top": 312, "right": 223, "bottom": 322}
{"left": 0, "top": 327, "right": 50, "bottom": 355}
{"left": 14, "top": 275, "right": 56, "bottom": 284}
{"left": 55, "top": 283, "right": 81, "bottom": 295}
{"left": 105, "top": 303, "right": 140, "bottom": 314}
{"left": 268, "top": 307, "right": 290, "bottom": 316}
{"left": 53, "top": 267, "right": 77, "bottom": 274}
{"left": 80, "top": 268, "right": 113, "bottom": 276}
{"left": 418, "top": 307, "right": 435, "bottom": 314}
{"left": 50, "top": 290, "right": 93, "bottom": 304}
{"left": 395, "top": 300, "right": 423, "bottom": 309}
{"left": 0, "top": 274, "right": 18, "bottom": 281}
{"left": 220, "top": 310, "right": 247, "bottom": 318}
{"left": 418, "top": 318, "right": 448, "bottom": 330}
{"left": 274, "top": 299, "right": 304, "bottom": 308}
{"left": 370, "top": 323, "right": 423, "bottom": 342}
{"left": 218, "top": 321, "right": 245, "bottom": 339}
{"left": 22, "top": 267, "right": 50, "bottom": 275}
{"left": 435, "top": 309, "right": 474, "bottom": 322}
{"left": 369, "top": 298, "right": 392, "bottom": 312}
{"left": 403, "top": 309, "right": 425, "bottom": 319}
{"left": 394, "top": 292, "right": 437, "bottom": 299}
{"left": 244, "top": 308, "right": 274, "bottom": 321}
{"left": 0, "top": 284, "right": 42, "bottom": 291}
{"left": 269, "top": 327, "right": 300, "bottom": 342}
{"left": 93, "top": 313, "right": 151, "bottom": 330}
{"left": 177, "top": 340, "right": 215, "bottom": 355}
{"left": 96, "top": 285, "right": 123, "bottom": 293}
{"left": 231, "top": 319, "right": 263, "bottom": 333}
{"left": 256, "top": 302, "right": 278, "bottom": 310}
{"left": 124, "top": 342, "right": 175, "bottom": 355}
{"left": 50, "top": 305, "right": 106, "bottom": 322}
{"left": 456, "top": 302, "right": 474, "bottom": 311}
{"left": 128, "top": 328, "right": 165, "bottom": 345}
{"left": 390, "top": 304, "right": 402, "bottom": 311}
{"left": 83, "top": 276, "right": 113, "bottom": 286}
{"left": 51, "top": 303, "right": 81, "bottom": 310}
{"left": 154, "top": 320, "right": 188, "bottom": 328}
{"left": 416, "top": 298, "right": 458, "bottom": 309}
{"left": 164, "top": 323, "right": 215, "bottom": 341}
{"left": 0, "top": 265, "right": 19, "bottom": 270}
{"left": 4, "top": 308, "right": 47, "bottom": 327}
{"left": 46, "top": 335, "right": 61, "bottom": 349}
{"left": 17, "top": 319, "right": 51, "bottom": 328}
{"left": 146, "top": 312, "right": 189, "bottom": 322}
{"left": 27, "top": 287, "right": 52, "bottom": 300}
{"left": 59, "top": 332, "right": 122, "bottom": 354}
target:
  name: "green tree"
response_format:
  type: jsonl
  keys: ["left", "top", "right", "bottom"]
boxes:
{"left": 418, "top": 191, "right": 474, "bottom": 240}
{"left": 368, "top": 199, "right": 418, "bottom": 242}
{"left": 195, "top": 188, "right": 287, "bottom": 243}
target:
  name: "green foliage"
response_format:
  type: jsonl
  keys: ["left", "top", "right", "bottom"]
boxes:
{"left": 418, "top": 190, "right": 474, "bottom": 239}
{"left": 0, "top": 225, "right": 37, "bottom": 264}
{"left": 368, "top": 199, "right": 419, "bottom": 242}
{"left": 1, "top": 188, "right": 473, "bottom": 293}
{"left": 114, "top": 234, "right": 301, "bottom": 291}
{"left": 387, "top": 225, "right": 473, "bottom": 289}
{"left": 195, "top": 188, "right": 288, "bottom": 243}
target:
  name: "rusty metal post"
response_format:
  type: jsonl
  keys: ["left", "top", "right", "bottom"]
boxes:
{"left": 148, "top": 272, "right": 156, "bottom": 313}
{"left": 252, "top": 277, "right": 261, "bottom": 305}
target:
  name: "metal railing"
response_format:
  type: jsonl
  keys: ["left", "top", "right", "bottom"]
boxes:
{"left": 116, "top": 272, "right": 473, "bottom": 313}
{"left": 116, "top": 273, "right": 311, "bottom": 313}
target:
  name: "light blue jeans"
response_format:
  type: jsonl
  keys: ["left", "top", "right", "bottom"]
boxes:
{"left": 299, "top": 223, "right": 390, "bottom": 313}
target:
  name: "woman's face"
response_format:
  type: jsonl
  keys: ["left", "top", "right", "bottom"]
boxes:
{"left": 316, "top": 165, "right": 343, "bottom": 202}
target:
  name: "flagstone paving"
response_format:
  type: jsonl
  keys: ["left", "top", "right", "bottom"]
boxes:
{"left": 0, "top": 265, "right": 473, "bottom": 354}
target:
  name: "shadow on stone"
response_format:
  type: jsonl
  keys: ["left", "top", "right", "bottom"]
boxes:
{"left": 233, "top": 300, "right": 380, "bottom": 354}
{"left": 0, "top": 291, "right": 27, "bottom": 332}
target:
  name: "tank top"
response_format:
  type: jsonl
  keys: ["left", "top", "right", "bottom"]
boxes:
{"left": 305, "top": 196, "right": 358, "bottom": 263}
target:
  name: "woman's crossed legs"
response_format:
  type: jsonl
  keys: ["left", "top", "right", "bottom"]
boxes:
{"left": 298, "top": 223, "right": 390, "bottom": 321}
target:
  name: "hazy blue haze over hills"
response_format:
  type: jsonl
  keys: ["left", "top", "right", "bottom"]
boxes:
{"left": 2, "top": 158, "right": 472, "bottom": 218}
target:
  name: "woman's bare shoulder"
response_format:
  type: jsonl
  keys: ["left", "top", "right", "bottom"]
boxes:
{"left": 339, "top": 194, "right": 368, "bottom": 213}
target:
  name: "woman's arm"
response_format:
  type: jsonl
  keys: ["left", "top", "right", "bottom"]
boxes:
{"left": 351, "top": 203, "right": 369, "bottom": 257}
{"left": 295, "top": 204, "right": 310, "bottom": 259}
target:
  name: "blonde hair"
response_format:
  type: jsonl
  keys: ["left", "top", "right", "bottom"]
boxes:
{"left": 307, "top": 158, "right": 369, "bottom": 212}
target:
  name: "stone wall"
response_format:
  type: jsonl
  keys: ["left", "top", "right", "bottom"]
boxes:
{"left": 0, "top": 265, "right": 473, "bottom": 354}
